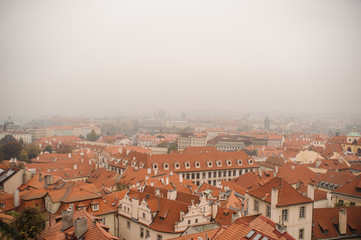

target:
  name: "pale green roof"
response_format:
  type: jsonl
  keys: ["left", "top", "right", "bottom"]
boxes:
{"left": 347, "top": 131, "right": 361, "bottom": 137}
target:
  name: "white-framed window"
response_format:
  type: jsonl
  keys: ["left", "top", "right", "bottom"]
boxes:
{"left": 185, "top": 162, "right": 190, "bottom": 169}
{"left": 266, "top": 205, "right": 271, "bottom": 218}
{"left": 299, "top": 206, "right": 305, "bottom": 218}
{"left": 207, "top": 161, "right": 213, "bottom": 167}
{"left": 299, "top": 228, "right": 304, "bottom": 239}
{"left": 146, "top": 230, "right": 150, "bottom": 238}
{"left": 282, "top": 209, "right": 288, "bottom": 222}
{"left": 195, "top": 161, "right": 200, "bottom": 168}
{"left": 163, "top": 163, "right": 169, "bottom": 170}
{"left": 174, "top": 162, "right": 180, "bottom": 169}
{"left": 140, "top": 227, "right": 144, "bottom": 238}
{"left": 254, "top": 200, "right": 259, "bottom": 212}
{"left": 92, "top": 203, "right": 99, "bottom": 211}
{"left": 217, "top": 160, "right": 222, "bottom": 167}
{"left": 238, "top": 160, "right": 242, "bottom": 165}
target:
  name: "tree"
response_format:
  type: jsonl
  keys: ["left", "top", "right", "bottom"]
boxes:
{"left": 86, "top": 129, "right": 100, "bottom": 141}
{"left": 56, "top": 145, "right": 72, "bottom": 154}
{"left": 167, "top": 142, "right": 178, "bottom": 153}
{"left": 12, "top": 207, "right": 46, "bottom": 240}
{"left": 79, "top": 134, "right": 85, "bottom": 140}
{"left": 0, "top": 141, "right": 23, "bottom": 161}
{"left": 25, "top": 143, "right": 41, "bottom": 159}
{"left": 0, "top": 135, "right": 17, "bottom": 146}
{"left": 18, "top": 150, "right": 29, "bottom": 162}
{"left": 43, "top": 145, "right": 52, "bottom": 153}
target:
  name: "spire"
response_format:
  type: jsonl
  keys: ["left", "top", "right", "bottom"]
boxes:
{"left": 336, "top": 124, "right": 339, "bottom": 136}
{"left": 352, "top": 120, "right": 357, "bottom": 132}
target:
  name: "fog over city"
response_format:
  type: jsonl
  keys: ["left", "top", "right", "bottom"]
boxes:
{"left": 1, "top": 0, "right": 361, "bottom": 121}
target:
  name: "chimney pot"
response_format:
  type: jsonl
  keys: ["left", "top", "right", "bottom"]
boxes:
{"left": 339, "top": 208, "right": 347, "bottom": 235}
{"left": 74, "top": 217, "right": 87, "bottom": 239}
{"left": 62, "top": 210, "right": 73, "bottom": 231}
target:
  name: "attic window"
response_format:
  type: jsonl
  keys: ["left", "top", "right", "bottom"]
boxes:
{"left": 238, "top": 160, "right": 242, "bottom": 165}
{"left": 226, "top": 160, "right": 232, "bottom": 166}
{"left": 195, "top": 162, "right": 200, "bottom": 168}
{"left": 163, "top": 163, "right": 169, "bottom": 170}
{"left": 92, "top": 203, "right": 99, "bottom": 211}
{"left": 153, "top": 163, "right": 158, "bottom": 169}
{"left": 174, "top": 163, "right": 180, "bottom": 169}
{"left": 207, "top": 161, "right": 212, "bottom": 167}
{"left": 248, "top": 159, "right": 253, "bottom": 165}
{"left": 185, "top": 162, "right": 190, "bottom": 169}
{"left": 217, "top": 160, "right": 222, "bottom": 167}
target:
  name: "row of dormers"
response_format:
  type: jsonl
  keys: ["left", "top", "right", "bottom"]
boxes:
{"left": 153, "top": 159, "right": 253, "bottom": 171}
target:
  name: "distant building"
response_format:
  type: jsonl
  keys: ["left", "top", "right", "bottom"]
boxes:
{"left": 178, "top": 133, "right": 208, "bottom": 150}
{"left": 264, "top": 115, "right": 270, "bottom": 131}
{"left": 0, "top": 130, "right": 32, "bottom": 143}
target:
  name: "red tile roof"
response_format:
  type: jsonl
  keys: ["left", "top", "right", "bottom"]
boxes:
{"left": 248, "top": 177, "right": 313, "bottom": 207}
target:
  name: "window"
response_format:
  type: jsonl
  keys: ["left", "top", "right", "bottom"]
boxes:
{"left": 188, "top": 220, "right": 191, "bottom": 224}
{"left": 266, "top": 205, "right": 271, "bottom": 218}
{"left": 338, "top": 200, "right": 344, "bottom": 206}
{"left": 254, "top": 200, "right": 259, "bottom": 212}
{"left": 175, "top": 163, "right": 180, "bottom": 169}
{"left": 92, "top": 203, "right": 99, "bottom": 211}
{"left": 223, "top": 171, "right": 226, "bottom": 177}
{"left": 146, "top": 230, "right": 150, "bottom": 238}
{"left": 299, "top": 228, "right": 304, "bottom": 239}
{"left": 238, "top": 160, "right": 242, "bottom": 165}
{"left": 157, "top": 235, "right": 162, "bottom": 240}
{"left": 213, "top": 172, "right": 216, "bottom": 177}
{"left": 195, "top": 162, "right": 200, "bottom": 168}
{"left": 299, "top": 206, "right": 305, "bottom": 218}
{"left": 140, "top": 227, "right": 144, "bottom": 238}
{"left": 142, "top": 212, "right": 146, "bottom": 219}
{"left": 282, "top": 209, "right": 288, "bottom": 222}
{"left": 0, "top": 203, "right": 5, "bottom": 207}
{"left": 101, "top": 218, "right": 106, "bottom": 224}
{"left": 208, "top": 172, "right": 212, "bottom": 178}
{"left": 350, "top": 202, "right": 355, "bottom": 206}
{"left": 153, "top": 164, "right": 158, "bottom": 169}
{"left": 127, "top": 221, "right": 131, "bottom": 229}
{"left": 195, "top": 219, "right": 198, "bottom": 224}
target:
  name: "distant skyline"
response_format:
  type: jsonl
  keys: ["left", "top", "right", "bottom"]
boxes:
{"left": 1, "top": 0, "right": 361, "bottom": 121}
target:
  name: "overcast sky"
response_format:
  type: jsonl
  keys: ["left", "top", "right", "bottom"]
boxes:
{"left": 1, "top": 0, "right": 361, "bottom": 121}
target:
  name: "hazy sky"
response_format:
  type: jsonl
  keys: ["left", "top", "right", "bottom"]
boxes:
{"left": 1, "top": 0, "right": 361, "bottom": 120}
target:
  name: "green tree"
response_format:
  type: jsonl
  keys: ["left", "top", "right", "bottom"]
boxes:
{"left": 25, "top": 143, "right": 41, "bottom": 159}
{"left": 43, "top": 145, "right": 52, "bottom": 153}
{"left": 0, "top": 135, "right": 17, "bottom": 146}
{"left": 12, "top": 207, "right": 46, "bottom": 240}
{"left": 0, "top": 218, "right": 23, "bottom": 240}
{"left": 86, "top": 129, "right": 100, "bottom": 141}
{"left": 18, "top": 149, "right": 29, "bottom": 162}
{"left": 0, "top": 141, "right": 23, "bottom": 161}
{"left": 56, "top": 145, "right": 72, "bottom": 154}
{"left": 167, "top": 142, "right": 178, "bottom": 153}
{"left": 79, "top": 134, "right": 85, "bottom": 140}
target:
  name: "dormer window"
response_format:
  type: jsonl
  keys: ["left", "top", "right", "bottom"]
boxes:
{"left": 216, "top": 160, "right": 222, "bottom": 167}
{"left": 237, "top": 160, "right": 242, "bottom": 165}
{"left": 91, "top": 202, "right": 99, "bottom": 211}
{"left": 140, "top": 163, "right": 144, "bottom": 168}
{"left": 163, "top": 163, "right": 169, "bottom": 170}
{"left": 174, "top": 162, "right": 180, "bottom": 169}
{"left": 185, "top": 162, "right": 190, "bottom": 169}
{"left": 153, "top": 163, "right": 158, "bottom": 169}
{"left": 131, "top": 161, "right": 136, "bottom": 167}
{"left": 226, "top": 160, "right": 232, "bottom": 166}
{"left": 207, "top": 161, "right": 213, "bottom": 167}
{"left": 248, "top": 159, "right": 253, "bottom": 165}
{"left": 195, "top": 161, "right": 200, "bottom": 168}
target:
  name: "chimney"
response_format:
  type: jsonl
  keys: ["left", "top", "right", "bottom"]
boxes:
{"left": 258, "top": 169, "right": 262, "bottom": 178}
{"left": 315, "top": 159, "right": 321, "bottom": 168}
{"left": 165, "top": 176, "right": 169, "bottom": 185}
{"left": 170, "top": 171, "right": 173, "bottom": 176}
{"left": 45, "top": 174, "right": 54, "bottom": 186}
{"left": 271, "top": 187, "right": 278, "bottom": 207}
{"left": 131, "top": 198, "right": 139, "bottom": 219}
{"left": 74, "top": 164, "right": 77, "bottom": 170}
{"left": 274, "top": 166, "right": 279, "bottom": 177}
{"left": 167, "top": 190, "right": 177, "bottom": 200}
{"left": 147, "top": 168, "right": 151, "bottom": 175}
{"left": 68, "top": 153, "right": 71, "bottom": 159}
{"left": 154, "top": 169, "right": 158, "bottom": 175}
{"left": 14, "top": 189, "right": 20, "bottom": 208}
{"left": 74, "top": 217, "right": 87, "bottom": 239}
{"left": 339, "top": 208, "right": 347, "bottom": 235}
{"left": 307, "top": 184, "right": 314, "bottom": 201}
{"left": 155, "top": 188, "right": 160, "bottom": 197}
{"left": 62, "top": 210, "right": 74, "bottom": 230}
{"left": 39, "top": 172, "right": 43, "bottom": 182}
{"left": 179, "top": 173, "right": 183, "bottom": 183}
{"left": 211, "top": 204, "right": 218, "bottom": 220}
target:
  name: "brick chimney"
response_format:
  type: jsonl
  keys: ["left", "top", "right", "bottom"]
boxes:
{"left": 131, "top": 198, "right": 139, "bottom": 219}
{"left": 62, "top": 210, "right": 73, "bottom": 230}
{"left": 74, "top": 217, "right": 87, "bottom": 239}
{"left": 307, "top": 184, "right": 314, "bottom": 201}
{"left": 339, "top": 208, "right": 347, "bottom": 235}
{"left": 14, "top": 189, "right": 20, "bottom": 208}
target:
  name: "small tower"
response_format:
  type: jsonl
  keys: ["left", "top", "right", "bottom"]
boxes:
{"left": 336, "top": 124, "right": 339, "bottom": 136}
{"left": 264, "top": 115, "right": 270, "bottom": 131}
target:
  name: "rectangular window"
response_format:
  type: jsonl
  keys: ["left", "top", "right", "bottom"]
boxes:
{"left": 157, "top": 235, "right": 162, "bottom": 240}
{"left": 140, "top": 227, "right": 144, "bottom": 238}
{"left": 299, "top": 228, "right": 304, "bottom": 239}
{"left": 146, "top": 230, "right": 150, "bottom": 238}
{"left": 127, "top": 221, "right": 130, "bottom": 229}
{"left": 282, "top": 209, "right": 288, "bottom": 222}
{"left": 143, "top": 212, "right": 146, "bottom": 219}
{"left": 208, "top": 172, "right": 212, "bottom": 178}
{"left": 266, "top": 205, "right": 271, "bottom": 218}
{"left": 254, "top": 200, "right": 259, "bottom": 212}
{"left": 195, "top": 219, "right": 198, "bottom": 223}
{"left": 101, "top": 218, "right": 105, "bottom": 224}
{"left": 223, "top": 171, "right": 226, "bottom": 177}
{"left": 188, "top": 220, "right": 191, "bottom": 224}
{"left": 350, "top": 202, "right": 355, "bottom": 206}
{"left": 299, "top": 206, "right": 305, "bottom": 218}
